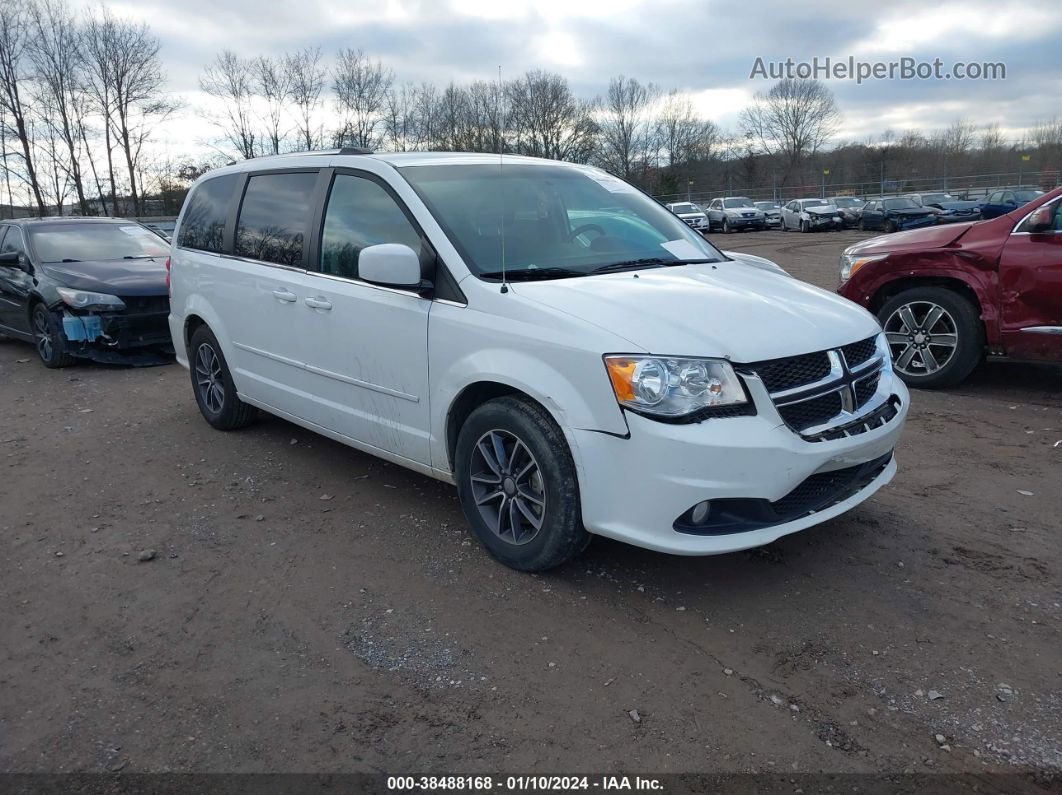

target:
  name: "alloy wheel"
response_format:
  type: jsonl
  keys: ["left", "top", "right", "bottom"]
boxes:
{"left": 33, "top": 308, "right": 53, "bottom": 361}
{"left": 469, "top": 429, "right": 546, "bottom": 546}
{"left": 195, "top": 342, "right": 225, "bottom": 413}
{"left": 884, "top": 301, "right": 959, "bottom": 377}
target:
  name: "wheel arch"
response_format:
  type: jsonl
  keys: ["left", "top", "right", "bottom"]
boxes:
{"left": 868, "top": 274, "right": 990, "bottom": 336}
{"left": 444, "top": 381, "right": 552, "bottom": 473}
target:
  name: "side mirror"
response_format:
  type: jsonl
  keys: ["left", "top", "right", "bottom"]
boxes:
{"left": 1024, "top": 205, "right": 1054, "bottom": 234}
{"left": 0, "top": 251, "right": 20, "bottom": 267}
{"left": 358, "top": 244, "right": 429, "bottom": 291}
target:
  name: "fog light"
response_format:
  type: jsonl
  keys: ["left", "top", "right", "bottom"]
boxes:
{"left": 690, "top": 501, "right": 710, "bottom": 524}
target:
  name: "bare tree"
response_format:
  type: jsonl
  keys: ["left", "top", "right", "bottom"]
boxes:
{"left": 383, "top": 81, "right": 423, "bottom": 152}
{"left": 254, "top": 55, "right": 289, "bottom": 155}
{"left": 332, "top": 48, "right": 392, "bottom": 150}
{"left": 28, "top": 0, "right": 91, "bottom": 214}
{"left": 656, "top": 91, "right": 717, "bottom": 166}
{"left": 598, "top": 75, "right": 660, "bottom": 181}
{"left": 0, "top": 0, "right": 46, "bottom": 214}
{"left": 200, "top": 50, "right": 258, "bottom": 160}
{"left": 284, "top": 47, "right": 324, "bottom": 151}
{"left": 739, "top": 78, "right": 841, "bottom": 186}
{"left": 506, "top": 70, "right": 598, "bottom": 162}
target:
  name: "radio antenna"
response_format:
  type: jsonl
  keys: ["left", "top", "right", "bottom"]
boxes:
{"left": 498, "top": 64, "right": 508, "bottom": 294}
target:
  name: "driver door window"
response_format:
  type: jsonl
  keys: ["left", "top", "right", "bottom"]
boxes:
{"left": 320, "top": 174, "right": 423, "bottom": 281}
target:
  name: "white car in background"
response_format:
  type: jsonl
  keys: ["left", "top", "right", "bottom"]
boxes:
{"left": 168, "top": 151, "right": 908, "bottom": 572}
{"left": 780, "top": 198, "right": 845, "bottom": 232}
{"left": 665, "top": 202, "right": 709, "bottom": 231}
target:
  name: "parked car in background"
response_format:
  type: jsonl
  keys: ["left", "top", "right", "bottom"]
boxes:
{"left": 0, "top": 218, "right": 173, "bottom": 367}
{"left": 827, "top": 197, "right": 864, "bottom": 228}
{"left": 665, "top": 202, "right": 709, "bottom": 232}
{"left": 979, "top": 188, "right": 1045, "bottom": 220}
{"left": 905, "top": 193, "right": 981, "bottom": 224}
{"left": 754, "top": 201, "right": 782, "bottom": 228}
{"left": 779, "top": 199, "right": 843, "bottom": 232}
{"left": 705, "top": 197, "right": 768, "bottom": 233}
{"left": 169, "top": 150, "right": 907, "bottom": 572}
{"left": 858, "top": 198, "right": 937, "bottom": 233}
{"left": 838, "top": 186, "right": 1062, "bottom": 388}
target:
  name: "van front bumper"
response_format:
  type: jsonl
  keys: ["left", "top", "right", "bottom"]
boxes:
{"left": 572, "top": 379, "right": 908, "bottom": 555}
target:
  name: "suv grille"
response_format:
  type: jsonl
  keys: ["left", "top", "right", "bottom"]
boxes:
{"left": 749, "top": 352, "right": 831, "bottom": 393}
{"left": 744, "top": 336, "right": 893, "bottom": 436}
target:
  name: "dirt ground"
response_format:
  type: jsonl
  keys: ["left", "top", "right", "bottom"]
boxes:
{"left": 1, "top": 229, "right": 1060, "bottom": 781}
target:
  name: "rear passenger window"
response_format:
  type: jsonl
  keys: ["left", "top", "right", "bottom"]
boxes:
{"left": 236, "top": 172, "right": 318, "bottom": 267}
{"left": 319, "top": 174, "right": 421, "bottom": 280}
{"left": 177, "top": 174, "right": 237, "bottom": 253}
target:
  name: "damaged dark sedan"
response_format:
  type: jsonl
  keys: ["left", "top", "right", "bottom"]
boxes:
{"left": 0, "top": 218, "right": 173, "bottom": 368}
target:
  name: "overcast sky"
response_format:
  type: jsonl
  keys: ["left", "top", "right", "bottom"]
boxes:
{"left": 73, "top": 0, "right": 1062, "bottom": 159}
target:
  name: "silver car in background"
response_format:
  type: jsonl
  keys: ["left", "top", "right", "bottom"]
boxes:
{"left": 754, "top": 201, "right": 782, "bottom": 228}
{"left": 706, "top": 197, "right": 768, "bottom": 233}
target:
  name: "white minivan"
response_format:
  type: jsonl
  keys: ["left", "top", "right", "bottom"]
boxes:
{"left": 168, "top": 150, "right": 908, "bottom": 571}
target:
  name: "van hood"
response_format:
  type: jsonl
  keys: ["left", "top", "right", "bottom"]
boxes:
{"left": 511, "top": 262, "right": 879, "bottom": 362}
{"left": 41, "top": 259, "right": 169, "bottom": 296}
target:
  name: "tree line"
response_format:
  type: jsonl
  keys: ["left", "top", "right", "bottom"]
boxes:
{"left": 2, "top": 0, "right": 1060, "bottom": 218}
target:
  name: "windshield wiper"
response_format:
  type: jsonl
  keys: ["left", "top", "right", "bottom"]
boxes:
{"left": 589, "top": 257, "right": 718, "bottom": 275}
{"left": 123, "top": 255, "right": 158, "bottom": 259}
{"left": 61, "top": 258, "right": 81, "bottom": 263}
{"left": 479, "top": 267, "right": 583, "bottom": 282}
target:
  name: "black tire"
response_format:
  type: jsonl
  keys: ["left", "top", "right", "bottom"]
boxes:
{"left": 188, "top": 325, "right": 258, "bottom": 430}
{"left": 885, "top": 219, "right": 897, "bottom": 233}
{"left": 877, "top": 286, "right": 984, "bottom": 389}
{"left": 32, "top": 304, "right": 75, "bottom": 368}
{"left": 800, "top": 219, "right": 810, "bottom": 233}
{"left": 858, "top": 218, "right": 866, "bottom": 231}
{"left": 721, "top": 218, "right": 731, "bottom": 234}
{"left": 455, "top": 396, "right": 588, "bottom": 572}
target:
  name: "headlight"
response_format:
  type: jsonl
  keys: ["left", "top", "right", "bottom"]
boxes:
{"left": 56, "top": 287, "right": 126, "bottom": 311}
{"left": 604, "top": 355, "right": 747, "bottom": 418}
{"left": 839, "top": 251, "right": 887, "bottom": 282}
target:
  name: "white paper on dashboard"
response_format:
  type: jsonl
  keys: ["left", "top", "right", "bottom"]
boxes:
{"left": 660, "top": 239, "right": 705, "bottom": 259}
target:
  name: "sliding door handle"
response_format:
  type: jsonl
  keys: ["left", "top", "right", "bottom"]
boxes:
{"left": 304, "top": 296, "right": 333, "bottom": 311}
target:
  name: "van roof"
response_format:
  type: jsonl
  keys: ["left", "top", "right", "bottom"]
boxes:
{"left": 212, "top": 150, "right": 576, "bottom": 174}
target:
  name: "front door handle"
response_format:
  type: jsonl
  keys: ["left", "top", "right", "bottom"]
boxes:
{"left": 304, "top": 296, "right": 332, "bottom": 311}
{"left": 272, "top": 289, "right": 297, "bottom": 303}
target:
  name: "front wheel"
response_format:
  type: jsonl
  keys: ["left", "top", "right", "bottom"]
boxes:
{"left": 189, "top": 325, "right": 258, "bottom": 430}
{"left": 878, "top": 287, "right": 984, "bottom": 388}
{"left": 455, "top": 396, "right": 588, "bottom": 571}
{"left": 800, "top": 219, "right": 810, "bottom": 233}
{"left": 721, "top": 218, "right": 731, "bottom": 234}
{"left": 32, "top": 304, "right": 75, "bottom": 368}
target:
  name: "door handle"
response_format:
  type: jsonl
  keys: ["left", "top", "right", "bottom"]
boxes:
{"left": 304, "top": 296, "right": 332, "bottom": 310}
{"left": 272, "top": 289, "right": 297, "bottom": 303}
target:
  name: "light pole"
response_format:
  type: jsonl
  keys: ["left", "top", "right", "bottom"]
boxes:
{"left": 687, "top": 179, "right": 693, "bottom": 202}
{"left": 821, "top": 168, "right": 830, "bottom": 199}
{"left": 1019, "top": 153, "right": 1030, "bottom": 187}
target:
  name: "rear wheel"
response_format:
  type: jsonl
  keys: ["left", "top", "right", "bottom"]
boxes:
{"left": 455, "top": 396, "right": 588, "bottom": 572}
{"left": 189, "top": 325, "right": 258, "bottom": 430}
{"left": 878, "top": 286, "right": 984, "bottom": 388}
{"left": 32, "top": 304, "right": 75, "bottom": 368}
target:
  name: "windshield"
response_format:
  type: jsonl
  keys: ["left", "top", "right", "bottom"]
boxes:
{"left": 400, "top": 163, "right": 724, "bottom": 280}
{"left": 754, "top": 202, "right": 779, "bottom": 210}
{"left": 883, "top": 198, "right": 919, "bottom": 210}
{"left": 723, "top": 198, "right": 755, "bottom": 209}
{"left": 830, "top": 198, "right": 862, "bottom": 208}
{"left": 670, "top": 203, "right": 699, "bottom": 214}
{"left": 1015, "top": 190, "right": 1044, "bottom": 202}
{"left": 800, "top": 199, "right": 827, "bottom": 208}
{"left": 29, "top": 223, "right": 168, "bottom": 263}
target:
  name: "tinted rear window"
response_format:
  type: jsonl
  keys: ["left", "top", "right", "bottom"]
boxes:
{"left": 235, "top": 172, "right": 319, "bottom": 267}
{"left": 177, "top": 175, "right": 237, "bottom": 253}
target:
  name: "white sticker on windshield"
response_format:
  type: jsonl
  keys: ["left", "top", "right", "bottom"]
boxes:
{"left": 119, "top": 226, "right": 151, "bottom": 236}
{"left": 661, "top": 239, "right": 705, "bottom": 259}
{"left": 580, "top": 168, "right": 639, "bottom": 194}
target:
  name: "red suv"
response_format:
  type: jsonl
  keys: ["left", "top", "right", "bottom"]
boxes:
{"left": 837, "top": 186, "right": 1062, "bottom": 387}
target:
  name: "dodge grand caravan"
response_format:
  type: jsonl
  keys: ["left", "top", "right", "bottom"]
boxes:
{"left": 168, "top": 150, "right": 909, "bottom": 571}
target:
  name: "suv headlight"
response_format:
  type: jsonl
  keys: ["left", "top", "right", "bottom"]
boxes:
{"left": 604, "top": 355, "right": 747, "bottom": 418}
{"left": 56, "top": 287, "right": 126, "bottom": 311}
{"left": 839, "top": 252, "right": 887, "bottom": 282}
